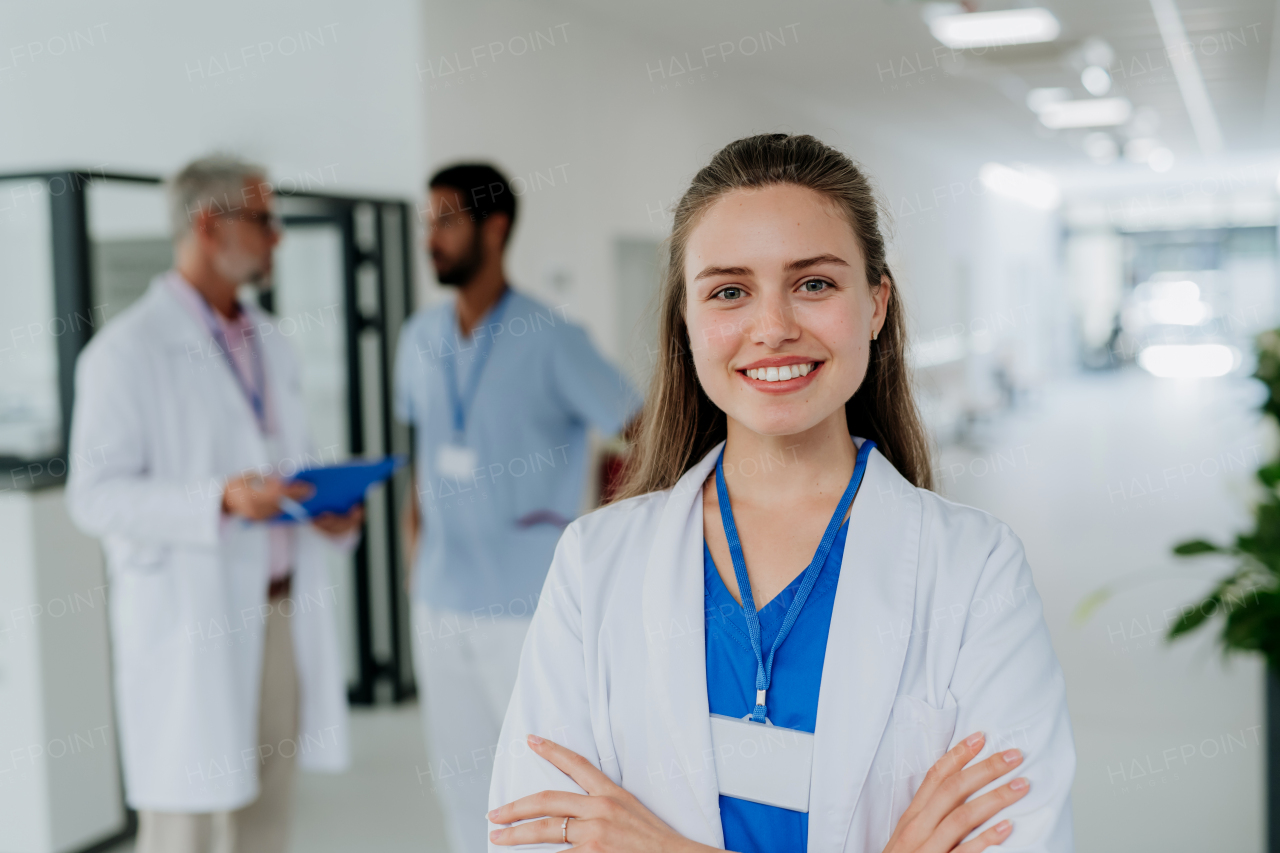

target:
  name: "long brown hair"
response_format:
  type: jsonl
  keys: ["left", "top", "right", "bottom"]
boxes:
{"left": 613, "top": 133, "right": 933, "bottom": 501}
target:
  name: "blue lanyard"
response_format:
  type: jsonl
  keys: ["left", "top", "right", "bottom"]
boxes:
{"left": 442, "top": 288, "right": 511, "bottom": 437}
{"left": 193, "top": 296, "right": 267, "bottom": 432}
{"left": 714, "top": 438, "right": 875, "bottom": 724}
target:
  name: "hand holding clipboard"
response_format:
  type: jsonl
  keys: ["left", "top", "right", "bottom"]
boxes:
{"left": 274, "top": 455, "right": 405, "bottom": 523}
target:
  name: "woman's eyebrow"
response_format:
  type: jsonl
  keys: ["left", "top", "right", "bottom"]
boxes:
{"left": 693, "top": 254, "right": 849, "bottom": 282}
{"left": 693, "top": 264, "right": 752, "bottom": 281}
{"left": 786, "top": 253, "right": 849, "bottom": 272}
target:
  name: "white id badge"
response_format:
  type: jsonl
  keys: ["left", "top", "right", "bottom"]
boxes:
{"left": 709, "top": 713, "right": 814, "bottom": 813}
{"left": 436, "top": 444, "right": 478, "bottom": 479}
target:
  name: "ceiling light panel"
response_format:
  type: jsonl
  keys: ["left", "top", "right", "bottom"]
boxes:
{"left": 929, "top": 8, "right": 1061, "bottom": 49}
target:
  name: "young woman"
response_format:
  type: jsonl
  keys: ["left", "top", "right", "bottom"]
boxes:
{"left": 485, "top": 135, "right": 1075, "bottom": 852}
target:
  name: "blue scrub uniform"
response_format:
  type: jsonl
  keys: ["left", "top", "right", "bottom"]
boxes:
{"left": 394, "top": 289, "right": 641, "bottom": 612}
{"left": 703, "top": 520, "right": 849, "bottom": 853}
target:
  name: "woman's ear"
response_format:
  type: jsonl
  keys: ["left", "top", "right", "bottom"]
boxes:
{"left": 873, "top": 273, "right": 892, "bottom": 336}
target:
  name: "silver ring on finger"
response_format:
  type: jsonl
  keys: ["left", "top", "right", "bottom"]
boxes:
{"left": 562, "top": 815, "right": 572, "bottom": 844}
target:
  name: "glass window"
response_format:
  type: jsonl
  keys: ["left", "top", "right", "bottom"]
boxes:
{"left": 86, "top": 179, "right": 173, "bottom": 323}
{"left": 0, "top": 178, "right": 60, "bottom": 459}
{"left": 273, "top": 222, "right": 349, "bottom": 461}
{"left": 272, "top": 220, "right": 355, "bottom": 684}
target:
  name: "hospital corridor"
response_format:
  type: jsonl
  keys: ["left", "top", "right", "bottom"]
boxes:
{"left": 3, "top": 1, "right": 1280, "bottom": 852}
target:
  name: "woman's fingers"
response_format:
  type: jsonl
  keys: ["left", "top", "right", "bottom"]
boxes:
{"left": 887, "top": 733, "right": 985, "bottom": 851}
{"left": 930, "top": 777, "right": 1030, "bottom": 852}
{"left": 905, "top": 732, "right": 986, "bottom": 818}
{"left": 489, "top": 816, "right": 568, "bottom": 847}
{"left": 952, "top": 819, "right": 1014, "bottom": 853}
{"left": 525, "top": 734, "right": 618, "bottom": 797}
{"left": 487, "top": 735, "right": 617, "bottom": 826}
{"left": 914, "top": 747, "right": 1024, "bottom": 833}
{"left": 488, "top": 789, "right": 588, "bottom": 825}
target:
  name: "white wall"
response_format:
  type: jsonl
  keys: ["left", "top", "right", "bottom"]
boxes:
{"left": 0, "top": 1, "right": 427, "bottom": 201}
{"left": 417, "top": 0, "right": 996, "bottom": 383}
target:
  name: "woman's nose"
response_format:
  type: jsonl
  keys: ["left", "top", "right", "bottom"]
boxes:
{"left": 749, "top": 291, "right": 801, "bottom": 349}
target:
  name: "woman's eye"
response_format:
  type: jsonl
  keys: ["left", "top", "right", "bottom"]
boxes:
{"left": 801, "top": 279, "right": 831, "bottom": 293}
{"left": 715, "top": 287, "right": 744, "bottom": 301}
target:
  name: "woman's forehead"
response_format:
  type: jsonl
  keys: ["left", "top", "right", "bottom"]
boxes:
{"left": 686, "top": 185, "right": 863, "bottom": 272}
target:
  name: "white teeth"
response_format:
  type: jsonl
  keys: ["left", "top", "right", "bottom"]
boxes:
{"left": 745, "top": 362, "right": 815, "bottom": 382}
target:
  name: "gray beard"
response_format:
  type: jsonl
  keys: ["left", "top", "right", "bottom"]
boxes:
{"left": 213, "top": 246, "right": 270, "bottom": 289}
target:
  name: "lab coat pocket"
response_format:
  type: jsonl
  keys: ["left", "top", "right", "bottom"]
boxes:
{"left": 114, "top": 540, "right": 170, "bottom": 575}
{"left": 886, "top": 692, "right": 959, "bottom": 830}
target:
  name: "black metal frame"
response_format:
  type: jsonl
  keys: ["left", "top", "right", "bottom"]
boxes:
{"left": 0, "top": 169, "right": 418, "bottom": 706}
{"left": 275, "top": 199, "right": 416, "bottom": 704}
{"left": 0, "top": 170, "right": 155, "bottom": 490}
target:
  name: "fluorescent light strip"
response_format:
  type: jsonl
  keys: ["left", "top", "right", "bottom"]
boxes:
{"left": 930, "top": 8, "right": 1060, "bottom": 49}
{"left": 1148, "top": 0, "right": 1224, "bottom": 155}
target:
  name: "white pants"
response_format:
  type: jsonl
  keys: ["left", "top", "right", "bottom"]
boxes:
{"left": 412, "top": 602, "right": 532, "bottom": 853}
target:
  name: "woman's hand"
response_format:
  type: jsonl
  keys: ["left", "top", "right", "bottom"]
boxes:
{"left": 488, "top": 734, "right": 712, "bottom": 853}
{"left": 884, "top": 732, "right": 1029, "bottom": 853}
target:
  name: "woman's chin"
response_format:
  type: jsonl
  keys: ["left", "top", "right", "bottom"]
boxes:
{"left": 727, "top": 407, "right": 835, "bottom": 440}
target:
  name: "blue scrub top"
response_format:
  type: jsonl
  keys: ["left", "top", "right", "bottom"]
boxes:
{"left": 394, "top": 289, "right": 642, "bottom": 612}
{"left": 703, "top": 519, "right": 849, "bottom": 853}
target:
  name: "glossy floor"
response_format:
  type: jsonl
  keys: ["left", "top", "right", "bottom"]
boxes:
{"left": 104, "top": 704, "right": 448, "bottom": 852}
{"left": 939, "top": 367, "right": 1264, "bottom": 853}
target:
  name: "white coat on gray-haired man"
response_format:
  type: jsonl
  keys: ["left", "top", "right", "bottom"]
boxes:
{"left": 66, "top": 155, "right": 362, "bottom": 853}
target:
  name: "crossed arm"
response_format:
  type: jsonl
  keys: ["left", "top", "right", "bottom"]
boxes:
{"left": 488, "top": 731, "right": 1029, "bottom": 852}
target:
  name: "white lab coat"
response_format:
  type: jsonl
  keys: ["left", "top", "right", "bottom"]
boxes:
{"left": 66, "top": 277, "right": 350, "bottom": 813}
{"left": 491, "top": 440, "right": 1075, "bottom": 852}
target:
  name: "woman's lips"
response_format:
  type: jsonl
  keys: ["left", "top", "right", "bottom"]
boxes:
{"left": 737, "top": 361, "right": 823, "bottom": 392}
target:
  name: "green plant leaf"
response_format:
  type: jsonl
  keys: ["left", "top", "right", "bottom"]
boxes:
{"left": 1259, "top": 463, "right": 1280, "bottom": 488}
{"left": 1222, "top": 595, "right": 1270, "bottom": 652}
{"left": 1169, "top": 594, "right": 1222, "bottom": 639}
{"left": 1173, "top": 539, "right": 1221, "bottom": 556}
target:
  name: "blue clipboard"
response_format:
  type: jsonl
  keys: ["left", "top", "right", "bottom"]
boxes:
{"left": 273, "top": 455, "right": 404, "bottom": 522}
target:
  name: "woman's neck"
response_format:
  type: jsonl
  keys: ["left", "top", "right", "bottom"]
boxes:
{"left": 703, "top": 410, "right": 859, "bottom": 609}
{"left": 719, "top": 411, "right": 857, "bottom": 511}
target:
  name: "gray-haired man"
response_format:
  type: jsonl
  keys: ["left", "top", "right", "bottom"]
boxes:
{"left": 67, "top": 156, "right": 360, "bottom": 852}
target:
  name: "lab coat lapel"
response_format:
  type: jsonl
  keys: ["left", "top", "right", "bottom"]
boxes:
{"left": 244, "top": 303, "right": 304, "bottom": 460}
{"left": 808, "top": 447, "right": 921, "bottom": 852}
{"left": 148, "top": 277, "right": 270, "bottom": 464}
{"left": 640, "top": 442, "right": 725, "bottom": 847}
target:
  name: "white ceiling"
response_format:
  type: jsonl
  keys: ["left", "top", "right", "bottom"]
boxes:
{"left": 563, "top": 0, "right": 1280, "bottom": 173}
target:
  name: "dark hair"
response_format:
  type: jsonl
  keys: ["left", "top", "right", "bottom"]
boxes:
{"left": 428, "top": 163, "right": 517, "bottom": 239}
{"left": 614, "top": 133, "right": 934, "bottom": 500}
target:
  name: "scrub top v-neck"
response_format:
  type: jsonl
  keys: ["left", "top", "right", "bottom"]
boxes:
{"left": 703, "top": 518, "right": 849, "bottom": 853}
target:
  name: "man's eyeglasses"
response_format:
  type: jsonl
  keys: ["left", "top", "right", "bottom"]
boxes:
{"left": 216, "top": 210, "right": 282, "bottom": 234}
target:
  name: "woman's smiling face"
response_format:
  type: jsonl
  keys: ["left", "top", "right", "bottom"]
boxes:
{"left": 683, "top": 183, "right": 890, "bottom": 438}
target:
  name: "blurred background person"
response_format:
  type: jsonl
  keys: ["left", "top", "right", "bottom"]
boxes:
{"left": 65, "top": 156, "right": 363, "bottom": 853}
{"left": 394, "top": 163, "right": 641, "bottom": 853}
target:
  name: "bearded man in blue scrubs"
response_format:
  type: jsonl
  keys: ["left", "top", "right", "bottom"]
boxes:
{"left": 394, "top": 163, "right": 641, "bottom": 853}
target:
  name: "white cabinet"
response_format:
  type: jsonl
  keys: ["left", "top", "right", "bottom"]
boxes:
{"left": 0, "top": 488, "right": 125, "bottom": 853}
